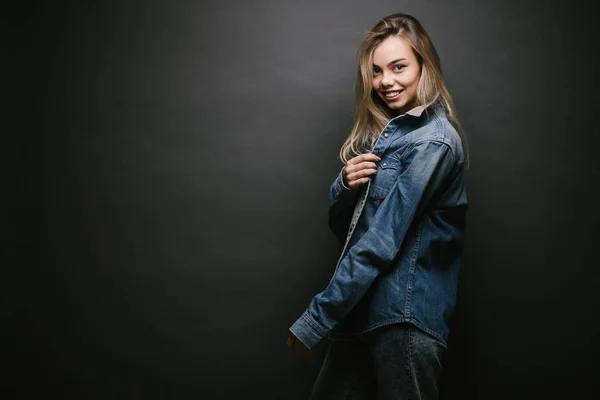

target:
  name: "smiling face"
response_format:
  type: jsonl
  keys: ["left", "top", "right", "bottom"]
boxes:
{"left": 371, "top": 35, "right": 421, "bottom": 115}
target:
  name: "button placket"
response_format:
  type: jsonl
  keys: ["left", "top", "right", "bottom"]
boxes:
{"left": 329, "top": 118, "right": 398, "bottom": 281}
{"left": 331, "top": 180, "right": 370, "bottom": 282}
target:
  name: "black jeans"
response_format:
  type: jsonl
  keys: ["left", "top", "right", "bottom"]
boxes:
{"left": 309, "top": 323, "right": 446, "bottom": 400}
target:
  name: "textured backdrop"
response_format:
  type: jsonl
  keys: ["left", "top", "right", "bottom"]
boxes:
{"left": 5, "top": 0, "right": 599, "bottom": 398}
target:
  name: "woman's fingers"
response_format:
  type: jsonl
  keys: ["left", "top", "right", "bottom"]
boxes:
{"left": 349, "top": 177, "right": 372, "bottom": 190}
{"left": 293, "top": 339, "right": 311, "bottom": 356}
{"left": 347, "top": 169, "right": 376, "bottom": 186}
{"left": 348, "top": 153, "right": 381, "bottom": 166}
{"left": 343, "top": 153, "right": 382, "bottom": 190}
{"left": 345, "top": 166, "right": 378, "bottom": 188}
{"left": 345, "top": 170, "right": 377, "bottom": 190}
{"left": 347, "top": 164, "right": 378, "bottom": 178}
{"left": 349, "top": 161, "right": 378, "bottom": 172}
{"left": 287, "top": 333, "right": 311, "bottom": 356}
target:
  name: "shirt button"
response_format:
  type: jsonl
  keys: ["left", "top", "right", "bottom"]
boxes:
{"left": 382, "top": 163, "right": 387, "bottom": 167}
{"left": 384, "top": 133, "right": 389, "bottom": 137}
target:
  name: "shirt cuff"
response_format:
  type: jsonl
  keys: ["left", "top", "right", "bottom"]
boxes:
{"left": 339, "top": 168, "right": 351, "bottom": 190}
{"left": 289, "top": 310, "right": 328, "bottom": 350}
{"left": 331, "top": 166, "right": 354, "bottom": 199}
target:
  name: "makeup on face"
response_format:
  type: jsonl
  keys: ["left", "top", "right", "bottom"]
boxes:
{"left": 371, "top": 36, "right": 421, "bottom": 115}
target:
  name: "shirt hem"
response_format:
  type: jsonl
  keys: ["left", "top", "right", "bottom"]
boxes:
{"left": 336, "top": 317, "right": 448, "bottom": 348}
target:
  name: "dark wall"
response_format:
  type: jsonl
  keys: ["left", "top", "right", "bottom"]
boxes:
{"left": 7, "top": 0, "right": 599, "bottom": 398}
{"left": 3, "top": 3, "right": 41, "bottom": 396}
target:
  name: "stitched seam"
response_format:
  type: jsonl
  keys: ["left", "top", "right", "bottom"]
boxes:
{"left": 407, "top": 327, "right": 415, "bottom": 400}
{"left": 303, "top": 313, "right": 326, "bottom": 337}
{"left": 347, "top": 318, "right": 448, "bottom": 348}
{"left": 399, "top": 138, "right": 454, "bottom": 167}
{"left": 404, "top": 223, "right": 422, "bottom": 317}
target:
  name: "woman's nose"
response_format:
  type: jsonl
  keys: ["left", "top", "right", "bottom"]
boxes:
{"left": 381, "top": 71, "right": 394, "bottom": 87}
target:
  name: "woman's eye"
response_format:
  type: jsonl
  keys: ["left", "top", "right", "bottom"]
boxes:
{"left": 373, "top": 67, "right": 381, "bottom": 74}
{"left": 394, "top": 64, "right": 406, "bottom": 71}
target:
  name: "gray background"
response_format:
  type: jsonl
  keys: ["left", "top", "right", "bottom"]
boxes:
{"left": 5, "top": 0, "right": 600, "bottom": 398}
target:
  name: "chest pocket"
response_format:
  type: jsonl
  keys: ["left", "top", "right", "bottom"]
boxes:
{"left": 369, "top": 157, "right": 401, "bottom": 200}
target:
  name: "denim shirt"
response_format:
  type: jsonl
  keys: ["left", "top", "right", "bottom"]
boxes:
{"left": 289, "top": 102, "right": 468, "bottom": 350}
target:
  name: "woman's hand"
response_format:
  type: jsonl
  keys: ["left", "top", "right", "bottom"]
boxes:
{"left": 342, "top": 153, "right": 381, "bottom": 190}
{"left": 286, "top": 332, "right": 311, "bottom": 356}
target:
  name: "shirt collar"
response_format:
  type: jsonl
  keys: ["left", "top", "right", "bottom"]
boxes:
{"left": 405, "top": 105, "right": 427, "bottom": 117}
{"left": 404, "top": 100, "right": 446, "bottom": 118}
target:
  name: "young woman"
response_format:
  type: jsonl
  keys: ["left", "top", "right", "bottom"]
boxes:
{"left": 286, "top": 13, "right": 468, "bottom": 400}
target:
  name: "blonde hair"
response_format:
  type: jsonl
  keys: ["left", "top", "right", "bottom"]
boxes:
{"left": 340, "top": 13, "right": 469, "bottom": 167}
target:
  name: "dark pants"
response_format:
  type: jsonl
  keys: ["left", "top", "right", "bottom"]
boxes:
{"left": 309, "top": 323, "right": 445, "bottom": 400}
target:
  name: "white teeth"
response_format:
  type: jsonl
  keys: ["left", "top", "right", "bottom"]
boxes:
{"left": 385, "top": 91, "right": 400, "bottom": 97}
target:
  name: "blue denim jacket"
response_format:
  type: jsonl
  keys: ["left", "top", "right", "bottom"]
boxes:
{"left": 290, "top": 101, "right": 468, "bottom": 349}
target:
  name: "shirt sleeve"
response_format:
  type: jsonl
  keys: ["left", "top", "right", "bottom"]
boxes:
{"left": 290, "top": 140, "right": 456, "bottom": 349}
{"left": 339, "top": 170, "right": 351, "bottom": 191}
{"left": 328, "top": 166, "right": 359, "bottom": 246}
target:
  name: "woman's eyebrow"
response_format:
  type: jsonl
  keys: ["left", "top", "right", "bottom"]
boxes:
{"left": 372, "top": 58, "right": 408, "bottom": 68}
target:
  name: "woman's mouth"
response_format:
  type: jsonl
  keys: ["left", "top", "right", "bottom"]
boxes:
{"left": 383, "top": 89, "right": 404, "bottom": 101}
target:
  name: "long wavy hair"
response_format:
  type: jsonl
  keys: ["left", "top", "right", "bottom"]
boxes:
{"left": 340, "top": 13, "right": 469, "bottom": 167}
